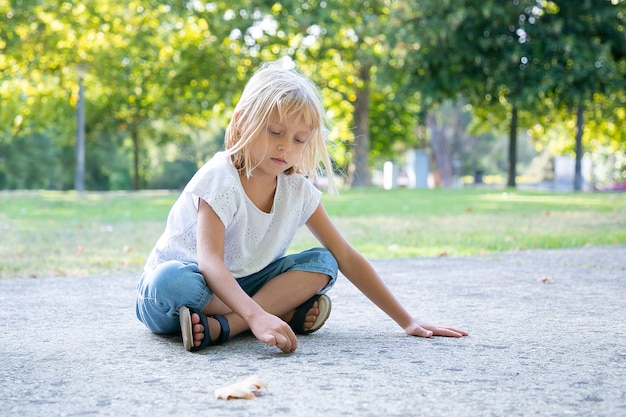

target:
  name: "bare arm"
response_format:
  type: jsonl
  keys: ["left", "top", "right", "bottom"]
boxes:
{"left": 306, "top": 203, "right": 467, "bottom": 338}
{"left": 196, "top": 199, "right": 297, "bottom": 351}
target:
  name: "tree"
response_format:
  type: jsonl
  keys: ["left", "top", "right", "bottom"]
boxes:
{"left": 2, "top": 0, "right": 431, "bottom": 190}
{"left": 266, "top": 0, "right": 421, "bottom": 186}
{"left": 404, "top": 0, "right": 543, "bottom": 188}
{"left": 528, "top": 0, "right": 626, "bottom": 190}
{"left": 0, "top": 1, "right": 263, "bottom": 190}
{"left": 402, "top": 0, "right": 626, "bottom": 189}
{"left": 80, "top": 1, "right": 245, "bottom": 189}
{"left": 0, "top": 0, "right": 84, "bottom": 188}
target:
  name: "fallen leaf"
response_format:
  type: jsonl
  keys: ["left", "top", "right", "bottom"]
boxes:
{"left": 539, "top": 277, "right": 552, "bottom": 284}
{"left": 213, "top": 375, "right": 268, "bottom": 400}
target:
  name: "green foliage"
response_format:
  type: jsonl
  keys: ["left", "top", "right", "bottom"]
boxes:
{"left": 527, "top": 0, "right": 626, "bottom": 152}
{"left": 0, "top": 0, "right": 624, "bottom": 191}
{"left": 279, "top": 0, "right": 420, "bottom": 184}
{"left": 0, "top": 0, "right": 256, "bottom": 190}
{"left": 400, "top": 0, "right": 625, "bottom": 187}
{"left": 0, "top": 131, "right": 60, "bottom": 189}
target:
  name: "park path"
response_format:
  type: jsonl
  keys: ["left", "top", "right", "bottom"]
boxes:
{"left": 1, "top": 245, "right": 625, "bottom": 416}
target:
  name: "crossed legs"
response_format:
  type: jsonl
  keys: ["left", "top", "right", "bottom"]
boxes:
{"left": 192, "top": 270, "right": 330, "bottom": 348}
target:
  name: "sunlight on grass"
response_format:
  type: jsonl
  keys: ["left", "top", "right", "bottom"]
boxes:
{"left": 1, "top": 188, "right": 624, "bottom": 279}
{"left": 475, "top": 190, "right": 620, "bottom": 209}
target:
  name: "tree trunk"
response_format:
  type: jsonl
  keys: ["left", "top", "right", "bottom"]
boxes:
{"left": 574, "top": 104, "right": 584, "bottom": 191}
{"left": 507, "top": 104, "right": 518, "bottom": 188}
{"left": 350, "top": 65, "right": 371, "bottom": 188}
{"left": 131, "top": 124, "right": 140, "bottom": 190}
{"left": 426, "top": 112, "right": 454, "bottom": 187}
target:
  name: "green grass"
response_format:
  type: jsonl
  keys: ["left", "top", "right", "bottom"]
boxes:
{"left": 289, "top": 187, "right": 626, "bottom": 258}
{"left": 1, "top": 188, "right": 624, "bottom": 279}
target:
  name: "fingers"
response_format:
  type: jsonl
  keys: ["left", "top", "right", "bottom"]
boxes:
{"left": 416, "top": 327, "right": 434, "bottom": 338}
{"left": 285, "top": 328, "right": 298, "bottom": 352}
{"left": 265, "top": 331, "right": 297, "bottom": 353}
{"left": 430, "top": 326, "right": 469, "bottom": 338}
{"left": 266, "top": 334, "right": 298, "bottom": 353}
{"left": 446, "top": 327, "right": 469, "bottom": 337}
{"left": 408, "top": 321, "right": 469, "bottom": 338}
{"left": 249, "top": 312, "right": 299, "bottom": 353}
{"left": 434, "top": 328, "right": 465, "bottom": 338}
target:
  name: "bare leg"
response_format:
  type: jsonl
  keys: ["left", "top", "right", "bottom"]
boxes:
{"left": 191, "top": 270, "right": 330, "bottom": 347}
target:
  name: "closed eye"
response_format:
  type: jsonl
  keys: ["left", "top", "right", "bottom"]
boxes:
{"left": 267, "top": 122, "right": 284, "bottom": 135}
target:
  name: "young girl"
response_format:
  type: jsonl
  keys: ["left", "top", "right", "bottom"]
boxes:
{"left": 135, "top": 63, "right": 468, "bottom": 353}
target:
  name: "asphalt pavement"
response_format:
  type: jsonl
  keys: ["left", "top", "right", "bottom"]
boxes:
{"left": 1, "top": 245, "right": 625, "bottom": 417}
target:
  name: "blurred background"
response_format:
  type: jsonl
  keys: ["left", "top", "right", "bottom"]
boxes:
{"left": 1, "top": 0, "right": 624, "bottom": 192}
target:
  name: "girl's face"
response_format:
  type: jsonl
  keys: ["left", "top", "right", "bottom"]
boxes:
{"left": 247, "top": 112, "right": 312, "bottom": 179}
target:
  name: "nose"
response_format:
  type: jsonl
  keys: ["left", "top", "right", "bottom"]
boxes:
{"left": 277, "top": 138, "right": 290, "bottom": 152}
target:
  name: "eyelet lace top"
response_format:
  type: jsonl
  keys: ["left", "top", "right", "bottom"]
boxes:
{"left": 144, "top": 152, "right": 321, "bottom": 278}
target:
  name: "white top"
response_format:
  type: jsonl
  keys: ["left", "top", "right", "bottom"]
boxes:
{"left": 144, "top": 152, "right": 322, "bottom": 278}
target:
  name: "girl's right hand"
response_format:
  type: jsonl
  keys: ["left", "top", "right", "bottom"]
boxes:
{"left": 248, "top": 312, "right": 298, "bottom": 353}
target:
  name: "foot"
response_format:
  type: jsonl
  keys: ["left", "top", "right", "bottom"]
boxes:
{"left": 300, "top": 301, "right": 320, "bottom": 332}
{"left": 191, "top": 312, "right": 224, "bottom": 348}
{"left": 288, "top": 294, "right": 331, "bottom": 335}
{"left": 283, "top": 301, "right": 320, "bottom": 332}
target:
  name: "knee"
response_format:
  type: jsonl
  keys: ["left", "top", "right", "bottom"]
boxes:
{"left": 140, "top": 261, "right": 203, "bottom": 300}
{"left": 308, "top": 247, "right": 338, "bottom": 275}
{"left": 136, "top": 261, "right": 209, "bottom": 333}
{"left": 300, "top": 247, "right": 338, "bottom": 289}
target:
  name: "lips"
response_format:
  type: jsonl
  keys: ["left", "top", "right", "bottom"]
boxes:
{"left": 271, "top": 157, "right": 287, "bottom": 165}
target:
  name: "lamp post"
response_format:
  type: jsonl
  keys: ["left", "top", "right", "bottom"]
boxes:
{"left": 75, "top": 65, "right": 86, "bottom": 193}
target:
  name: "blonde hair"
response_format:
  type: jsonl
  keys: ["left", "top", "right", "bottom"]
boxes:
{"left": 224, "top": 62, "right": 337, "bottom": 194}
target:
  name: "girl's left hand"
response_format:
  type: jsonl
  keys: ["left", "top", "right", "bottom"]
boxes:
{"left": 405, "top": 320, "right": 469, "bottom": 338}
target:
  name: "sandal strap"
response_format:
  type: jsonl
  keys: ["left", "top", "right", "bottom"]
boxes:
{"left": 186, "top": 309, "right": 230, "bottom": 351}
{"left": 189, "top": 308, "right": 213, "bottom": 352}
{"left": 289, "top": 295, "right": 319, "bottom": 335}
{"left": 211, "top": 314, "right": 230, "bottom": 345}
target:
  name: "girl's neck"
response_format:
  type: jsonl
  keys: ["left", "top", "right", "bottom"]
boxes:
{"left": 239, "top": 172, "right": 277, "bottom": 213}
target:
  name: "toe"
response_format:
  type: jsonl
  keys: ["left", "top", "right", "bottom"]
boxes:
{"left": 302, "top": 303, "right": 320, "bottom": 331}
{"left": 190, "top": 313, "right": 204, "bottom": 346}
{"left": 192, "top": 318, "right": 204, "bottom": 347}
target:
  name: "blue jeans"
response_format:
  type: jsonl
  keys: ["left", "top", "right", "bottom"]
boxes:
{"left": 135, "top": 248, "right": 338, "bottom": 334}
